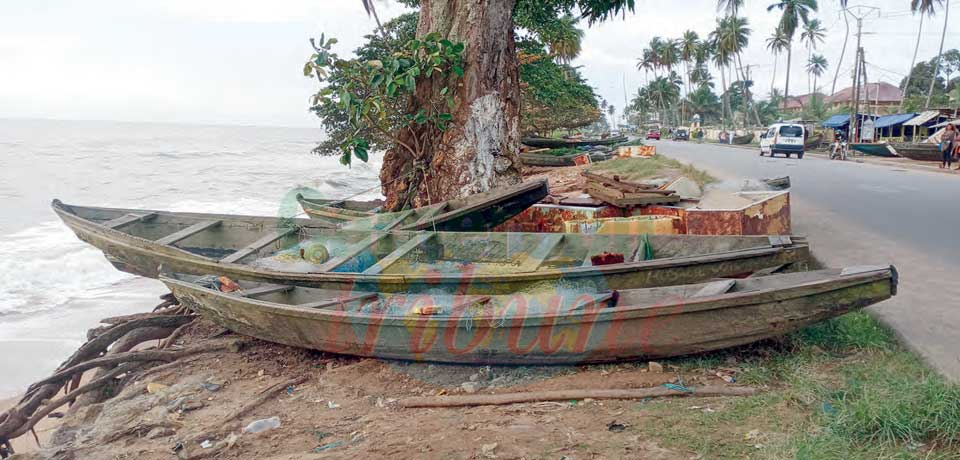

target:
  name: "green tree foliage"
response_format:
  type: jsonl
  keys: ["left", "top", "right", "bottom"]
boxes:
{"left": 899, "top": 50, "right": 960, "bottom": 107}
{"left": 305, "top": 23, "right": 464, "bottom": 165}
{"left": 518, "top": 39, "right": 602, "bottom": 134}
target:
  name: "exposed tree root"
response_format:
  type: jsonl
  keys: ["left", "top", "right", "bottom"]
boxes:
{"left": 0, "top": 295, "right": 210, "bottom": 457}
{"left": 398, "top": 385, "right": 758, "bottom": 408}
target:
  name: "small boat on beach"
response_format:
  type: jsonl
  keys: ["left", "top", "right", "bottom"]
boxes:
{"left": 293, "top": 197, "right": 383, "bottom": 224}
{"left": 519, "top": 151, "right": 589, "bottom": 167}
{"left": 53, "top": 200, "right": 811, "bottom": 294}
{"left": 732, "top": 133, "right": 754, "bottom": 145}
{"left": 297, "top": 179, "right": 548, "bottom": 231}
{"left": 162, "top": 265, "right": 896, "bottom": 364}
{"left": 522, "top": 136, "right": 628, "bottom": 149}
{"left": 762, "top": 176, "right": 791, "bottom": 190}
{"left": 890, "top": 143, "right": 939, "bottom": 162}
{"left": 849, "top": 143, "right": 898, "bottom": 157}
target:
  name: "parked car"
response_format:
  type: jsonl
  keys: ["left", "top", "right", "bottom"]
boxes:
{"left": 672, "top": 129, "right": 689, "bottom": 141}
{"left": 759, "top": 123, "right": 805, "bottom": 159}
{"left": 645, "top": 129, "right": 661, "bottom": 140}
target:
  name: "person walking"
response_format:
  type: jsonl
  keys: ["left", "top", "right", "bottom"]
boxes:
{"left": 941, "top": 124, "right": 957, "bottom": 169}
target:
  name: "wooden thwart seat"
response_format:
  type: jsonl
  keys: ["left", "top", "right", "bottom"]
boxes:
{"left": 297, "top": 292, "right": 379, "bottom": 309}
{"left": 691, "top": 279, "right": 737, "bottom": 298}
{"left": 240, "top": 284, "right": 294, "bottom": 298}
{"left": 362, "top": 233, "right": 435, "bottom": 275}
{"left": 314, "top": 233, "right": 392, "bottom": 272}
{"left": 104, "top": 213, "right": 157, "bottom": 229}
{"left": 517, "top": 234, "right": 563, "bottom": 272}
{"left": 156, "top": 220, "right": 221, "bottom": 246}
{"left": 220, "top": 227, "right": 297, "bottom": 264}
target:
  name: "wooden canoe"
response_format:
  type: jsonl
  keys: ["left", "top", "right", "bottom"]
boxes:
{"left": 849, "top": 143, "right": 898, "bottom": 157}
{"left": 890, "top": 143, "right": 939, "bottom": 162}
{"left": 519, "top": 152, "right": 588, "bottom": 167}
{"left": 162, "top": 265, "right": 896, "bottom": 364}
{"left": 293, "top": 197, "right": 383, "bottom": 224}
{"left": 522, "top": 136, "right": 628, "bottom": 149}
{"left": 732, "top": 133, "right": 754, "bottom": 145}
{"left": 52, "top": 200, "right": 811, "bottom": 294}
{"left": 297, "top": 179, "right": 549, "bottom": 232}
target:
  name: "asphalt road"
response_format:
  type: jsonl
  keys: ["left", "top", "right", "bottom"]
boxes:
{"left": 650, "top": 139, "right": 960, "bottom": 380}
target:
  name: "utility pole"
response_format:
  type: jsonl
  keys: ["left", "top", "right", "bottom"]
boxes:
{"left": 844, "top": 5, "right": 879, "bottom": 145}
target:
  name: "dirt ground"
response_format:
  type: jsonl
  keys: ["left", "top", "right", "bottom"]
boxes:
{"left": 10, "top": 318, "right": 747, "bottom": 460}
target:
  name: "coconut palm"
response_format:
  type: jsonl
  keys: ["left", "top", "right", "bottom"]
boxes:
{"left": 800, "top": 19, "right": 825, "bottom": 94}
{"left": 806, "top": 54, "right": 828, "bottom": 95}
{"left": 715, "top": 16, "right": 759, "bottom": 126}
{"left": 546, "top": 15, "right": 585, "bottom": 64}
{"left": 909, "top": 1, "right": 947, "bottom": 109}
{"left": 717, "top": 0, "right": 745, "bottom": 16}
{"left": 637, "top": 47, "right": 657, "bottom": 82}
{"left": 830, "top": 0, "right": 850, "bottom": 96}
{"left": 680, "top": 31, "right": 700, "bottom": 95}
{"left": 766, "top": 28, "right": 790, "bottom": 97}
{"left": 767, "top": 0, "right": 819, "bottom": 101}
{"left": 709, "top": 26, "right": 734, "bottom": 128}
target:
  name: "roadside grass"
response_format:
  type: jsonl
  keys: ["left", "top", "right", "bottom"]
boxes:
{"left": 588, "top": 155, "right": 717, "bottom": 187}
{"left": 634, "top": 312, "right": 960, "bottom": 459}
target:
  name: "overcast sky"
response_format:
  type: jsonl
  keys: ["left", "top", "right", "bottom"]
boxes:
{"left": 1, "top": 0, "right": 956, "bottom": 127}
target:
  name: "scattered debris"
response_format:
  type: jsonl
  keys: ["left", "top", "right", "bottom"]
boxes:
{"left": 480, "top": 442, "right": 499, "bottom": 458}
{"left": 648, "top": 362, "right": 664, "bottom": 373}
{"left": 243, "top": 416, "right": 281, "bottom": 434}
{"left": 461, "top": 381, "right": 480, "bottom": 394}
{"left": 314, "top": 440, "right": 344, "bottom": 452}
{"left": 607, "top": 421, "right": 628, "bottom": 432}
{"left": 147, "top": 382, "right": 170, "bottom": 394}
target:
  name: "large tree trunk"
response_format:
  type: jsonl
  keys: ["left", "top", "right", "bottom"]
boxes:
{"left": 379, "top": 0, "right": 522, "bottom": 211}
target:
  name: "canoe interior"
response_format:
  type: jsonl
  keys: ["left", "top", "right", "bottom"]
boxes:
{"left": 60, "top": 201, "right": 788, "bottom": 276}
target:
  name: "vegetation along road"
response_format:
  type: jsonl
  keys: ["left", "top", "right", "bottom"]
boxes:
{"left": 652, "top": 139, "right": 960, "bottom": 381}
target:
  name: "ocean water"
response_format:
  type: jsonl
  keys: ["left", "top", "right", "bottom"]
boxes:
{"left": 0, "top": 118, "right": 382, "bottom": 396}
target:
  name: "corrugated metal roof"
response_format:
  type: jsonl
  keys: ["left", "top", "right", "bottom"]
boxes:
{"left": 822, "top": 114, "right": 851, "bottom": 128}
{"left": 903, "top": 110, "right": 942, "bottom": 126}
{"left": 874, "top": 113, "right": 917, "bottom": 128}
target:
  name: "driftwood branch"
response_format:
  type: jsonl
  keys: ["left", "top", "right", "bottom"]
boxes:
{"left": 7, "top": 363, "right": 141, "bottom": 440}
{"left": 398, "top": 385, "right": 758, "bottom": 408}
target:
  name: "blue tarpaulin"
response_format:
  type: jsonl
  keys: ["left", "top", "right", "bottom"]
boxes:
{"left": 874, "top": 113, "right": 917, "bottom": 129}
{"left": 822, "top": 114, "right": 850, "bottom": 128}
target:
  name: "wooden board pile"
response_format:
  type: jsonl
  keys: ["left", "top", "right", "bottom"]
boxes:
{"left": 582, "top": 171, "right": 681, "bottom": 207}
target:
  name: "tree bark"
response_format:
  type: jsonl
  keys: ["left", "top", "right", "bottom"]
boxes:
{"left": 379, "top": 0, "right": 522, "bottom": 211}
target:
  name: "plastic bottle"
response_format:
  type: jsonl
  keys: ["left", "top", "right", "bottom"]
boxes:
{"left": 242, "top": 416, "right": 281, "bottom": 434}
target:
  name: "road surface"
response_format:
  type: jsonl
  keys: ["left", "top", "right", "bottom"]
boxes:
{"left": 650, "top": 140, "right": 960, "bottom": 380}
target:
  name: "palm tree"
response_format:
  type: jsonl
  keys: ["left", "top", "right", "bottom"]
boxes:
{"left": 637, "top": 48, "right": 657, "bottom": 82}
{"left": 830, "top": 0, "right": 850, "bottom": 96}
{"left": 800, "top": 19, "right": 825, "bottom": 94}
{"left": 715, "top": 16, "right": 758, "bottom": 126}
{"left": 899, "top": 1, "right": 937, "bottom": 111}
{"left": 806, "top": 54, "right": 828, "bottom": 95}
{"left": 717, "top": 0, "right": 745, "bottom": 16}
{"left": 709, "top": 26, "right": 733, "bottom": 129}
{"left": 546, "top": 15, "right": 585, "bottom": 64}
{"left": 680, "top": 31, "right": 700, "bottom": 123}
{"left": 767, "top": 0, "right": 819, "bottom": 101}
{"left": 912, "top": 0, "right": 947, "bottom": 109}
{"left": 766, "top": 29, "right": 790, "bottom": 98}
{"left": 680, "top": 31, "right": 700, "bottom": 96}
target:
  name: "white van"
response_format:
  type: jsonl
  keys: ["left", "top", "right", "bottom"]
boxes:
{"left": 759, "top": 123, "right": 805, "bottom": 159}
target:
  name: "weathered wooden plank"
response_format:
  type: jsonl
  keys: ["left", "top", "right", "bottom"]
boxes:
{"left": 373, "top": 209, "right": 417, "bottom": 231}
{"left": 692, "top": 279, "right": 736, "bottom": 298}
{"left": 587, "top": 183, "right": 680, "bottom": 207}
{"left": 155, "top": 220, "right": 221, "bottom": 246}
{"left": 104, "top": 213, "right": 157, "bottom": 229}
{"left": 361, "top": 233, "right": 435, "bottom": 275}
{"left": 240, "top": 284, "right": 294, "bottom": 298}
{"left": 314, "top": 233, "right": 391, "bottom": 273}
{"left": 220, "top": 227, "right": 297, "bottom": 264}
{"left": 517, "top": 234, "right": 563, "bottom": 272}
{"left": 297, "top": 292, "right": 379, "bottom": 309}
